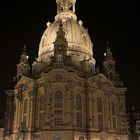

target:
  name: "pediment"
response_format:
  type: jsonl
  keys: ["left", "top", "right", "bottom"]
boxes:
{"left": 16, "top": 76, "right": 33, "bottom": 88}
{"left": 88, "top": 74, "right": 114, "bottom": 89}
{"left": 40, "top": 68, "right": 84, "bottom": 84}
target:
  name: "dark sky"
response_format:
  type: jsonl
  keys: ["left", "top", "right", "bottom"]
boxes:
{"left": 0, "top": 0, "right": 138, "bottom": 115}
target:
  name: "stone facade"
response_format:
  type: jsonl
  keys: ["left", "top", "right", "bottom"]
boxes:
{"left": 4, "top": 0, "right": 128, "bottom": 140}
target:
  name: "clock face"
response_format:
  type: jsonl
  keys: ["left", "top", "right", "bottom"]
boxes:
{"left": 58, "top": 46, "right": 62, "bottom": 51}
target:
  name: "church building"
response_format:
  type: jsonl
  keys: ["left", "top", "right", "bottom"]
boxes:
{"left": 4, "top": 0, "right": 128, "bottom": 140}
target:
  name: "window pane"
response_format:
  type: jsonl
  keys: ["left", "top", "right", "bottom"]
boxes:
{"left": 58, "top": 54, "right": 62, "bottom": 62}
{"left": 54, "top": 91, "right": 63, "bottom": 126}
{"left": 76, "top": 94, "right": 82, "bottom": 111}
{"left": 113, "top": 117, "right": 116, "bottom": 129}
{"left": 97, "top": 97, "right": 102, "bottom": 113}
{"left": 39, "top": 112, "right": 44, "bottom": 127}
{"left": 76, "top": 112, "right": 82, "bottom": 127}
{"left": 112, "top": 103, "right": 115, "bottom": 116}
{"left": 22, "top": 115, "right": 26, "bottom": 127}
{"left": 54, "top": 118, "right": 62, "bottom": 126}
{"left": 39, "top": 96, "right": 44, "bottom": 111}
{"left": 23, "top": 99, "right": 27, "bottom": 114}
{"left": 55, "top": 102, "right": 62, "bottom": 108}
{"left": 55, "top": 91, "right": 62, "bottom": 100}
{"left": 55, "top": 91, "right": 63, "bottom": 108}
{"left": 98, "top": 114, "right": 103, "bottom": 129}
{"left": 55, "top": 110, "right": 62, "bottom": 117}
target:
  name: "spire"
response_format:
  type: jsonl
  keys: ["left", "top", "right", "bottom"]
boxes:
{"left": 22, "top": 45, "right": 27, "bottom": 56}
{"left": 16, "top": 45, "right": 30, "bottom": 81}
{"left": 56, "top": 0, "right": 76, "bottom": 14}
{"left": 104, "top": 41, "right": 113, "bottom": 60}
{"left": 20, "top": 45, "right": 29, "bottom": 63}
{"left": 54, "top": 20, "right": 68, "bottom": 50}
{"left": 55, "top": 20, "right": 66, "bottom": 42}
{"left": 53, "top": 20, "right": 68, "bottom": 65}
{"left": 103, "top": 41, "right": 117, "bottom": 81}
{"left": 103, "top": 41, "right": 123, "bottom": 85}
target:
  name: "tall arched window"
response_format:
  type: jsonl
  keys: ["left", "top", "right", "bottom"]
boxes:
{"left": 54, "top": 91, "right": 63, "bottom": 126}
{"left": 57, "top": 54, "right": 62, "bottom": 62}
{"left": 39, "top": 95, "right": 44, "bottom": 111}
{"left": 39, "top": 95, "right": 44, "bottom": 127}
{"left": 23, "top": 99, "right": 27, "bottom": 114}
{"left": 97, "top": 97, "right": 103, "bottom": 130}
{"left": 112, "top": 102, "right": 116, "bottom": 129}
{"left": 97, "top": 97, "right": 102, "bottom": 113}
{"left": 76, "top": 94, "right": 82, "bottom": 127}
{"left": 112, "top": 102, "right": 115, "bottom": 116}
{"left": 76, "top": 94, "right": 82, "bottom": 110}
{"left": 55, "top": 91, "right": 63, "bottom": 108}
{"left": 23, "top": 99, "right": 28, "bottom": 127}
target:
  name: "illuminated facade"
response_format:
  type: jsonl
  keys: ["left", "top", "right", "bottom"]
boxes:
{"left": 4, "top": 0, "right": 128, "bottom": 140}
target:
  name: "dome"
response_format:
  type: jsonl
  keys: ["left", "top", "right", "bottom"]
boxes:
{"left": 37, "top": 1, "right": 95, "bottom": 66}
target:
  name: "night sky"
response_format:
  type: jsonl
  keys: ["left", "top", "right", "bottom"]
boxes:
{"left": 0, "top": 0, "right": 138, "bottom": 116}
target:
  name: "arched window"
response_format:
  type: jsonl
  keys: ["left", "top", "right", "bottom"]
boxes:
{"left": 55, "top": 91, "right": 63, "bottom": 108}
{"left": 39, "top": 95, "right": 44, "bottom": 111}
{"left": 97, "top": 97, "right": 102, "bottom": 113}
{"left": 23, "top": 99, "right": 27, "bottom": 114}
{"left": 57, "top": 54, "right": 62, "bottom": 62}
{"left": 112, "top": 102, "right": 116, "bottom": 129}
{"left": 76, "top": 112, "right": 82, "bottom": 127}
{"left": 112, "top": 102, "right": 115, "bottom": 116}
{"left": 97, "top": 97, "right": 103, "bottom": 130}
{"left": 39, "top": 95, "right": 44, "bottom": 127}
{"left": 39, "top": 112, "right": 44, "bottom": 127}
{"left": 23, "top": 99, "right": 28, "bottom": 127}
{"left": 54, "top": 91, "right": 63, "bottom": 126}
{"left": 76, "top": 94, "right": 82, "bottom": 127}
{"left": 98, "top": 114, "right": 103, "bottom": 129}
{"left": 55, "top": 91, "right": 62, "bottom": 99}
{"left": 76, "top": 94, "right": 82, "bottom": 110}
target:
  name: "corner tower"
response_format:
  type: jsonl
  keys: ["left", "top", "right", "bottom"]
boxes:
{"left": 103, "top": 42, "right": 116, "bottom": 81}
{"left": 17, "top": 45, "right": 30, "bottom": 81}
